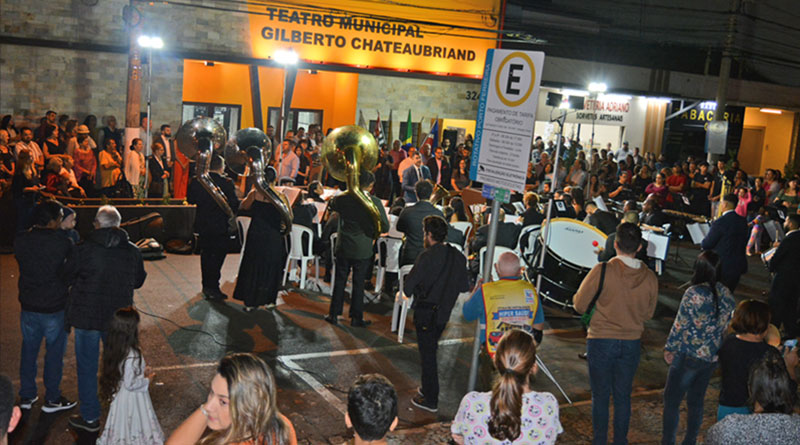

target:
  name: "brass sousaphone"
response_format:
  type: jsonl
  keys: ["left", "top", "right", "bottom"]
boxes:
{"left": 321, "top": 125, "right": 386, "bottom": 238}
{"left": 175, "top": 117, "right": 236, "bottom": 233}
{"left": 224, "top": 127, "right": 293, "bottom": 234}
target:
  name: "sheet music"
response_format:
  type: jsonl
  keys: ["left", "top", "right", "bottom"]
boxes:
{"left": 686, "top": 223, "right": 706, "bottom": 245}
{"left": 274, "top": 186, "right": 302, "bottom": 207}
{"left": 593, "top": 196, "right": 608, "bottom": 212}
{"left": 512, "top": 202, "right": 526, "bottom": 214}
{"left": 312, "top": 202, "right": 327, "bottom": 224}
{"left": 642, "top": 230, "right": 670, "bottom": 261}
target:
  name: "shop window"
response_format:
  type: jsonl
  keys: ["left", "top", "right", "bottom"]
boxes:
{"left": 181, "top": 102, "right": 241, "bottom": 137}
{"left": 267, "top": 107, "right": 323, "bottom": 136}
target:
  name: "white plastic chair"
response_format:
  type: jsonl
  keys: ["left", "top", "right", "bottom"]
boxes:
{"left": 375, "top": 237, "right": 402, "bottom": 293}
{"left": 282, "top": 225, "right": 318, "bottom": 290}
{"left": 478, "top": 246, "right": 517, "bottom": 282}
{"left": 236, "top": 216, "right": 252, "bottom": 274}
{"left": 326, "top": 232, "right": 337, "bottom": 295}
{"left": 451, "top": 221, "right": 472, "bottom": 251}
{"left": 391, "top": 264, "right": 415, "bottom": 343}
{"left": 447, "top": 242, "right": 464, "bottom": 254}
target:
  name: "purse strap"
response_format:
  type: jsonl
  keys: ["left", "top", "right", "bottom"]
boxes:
{"left": 585, "top": 262, "right": 607, "bottom": 315}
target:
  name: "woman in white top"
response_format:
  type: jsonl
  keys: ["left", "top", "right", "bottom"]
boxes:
{"left": 452, "top": 329, "right": 563, "bottom": 444}
{"left": 125, "top": 138, "right": 146, "bottom": 198}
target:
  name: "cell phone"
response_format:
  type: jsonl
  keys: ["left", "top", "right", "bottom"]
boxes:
{"left": 784, "top": 339, "right": 798, "bottom": 350}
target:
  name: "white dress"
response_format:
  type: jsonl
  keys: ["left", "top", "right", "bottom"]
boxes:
{"left": 97, "top": 351, "right": 165, "bottom": 445}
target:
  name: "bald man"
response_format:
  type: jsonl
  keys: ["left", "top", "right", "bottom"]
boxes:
{"left": 463, "top": 252, "right": 545, "bottom": 350}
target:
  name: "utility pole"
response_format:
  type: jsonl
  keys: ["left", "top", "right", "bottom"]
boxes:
{"left": 124, "top": 1, "right": 142, "bottom": 154}
{"left": 708, "top": 0, "right": 740, "bottom": 163}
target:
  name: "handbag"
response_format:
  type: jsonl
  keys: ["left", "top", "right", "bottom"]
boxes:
{"left": 580, "top": 262, "right": 607, "bottom": 328}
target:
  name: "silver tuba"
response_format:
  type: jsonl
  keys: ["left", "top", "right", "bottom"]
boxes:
{"left": 175, "top": 117, "right": 237, "bottom": 233}
{"left": 224, "top": 127, "right": 293, "bottom": 234}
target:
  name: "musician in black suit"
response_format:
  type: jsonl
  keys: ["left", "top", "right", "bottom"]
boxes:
{"left": 469, "top": 208, "right": 522, "bottom": 254}
{"left": 768, "top": 213, "right": 800, "bottom": 337}
{"left": 402, "top": 153, "right": 432, "bottom": 202}
{"left": 426, "top": 147, "right": 452, "bottom": 190}
{"left": 397, "top": 180, "right": 442, "bottom": 265}
{"left": 186, "top": 154, "right": 239, "bottom": 300}
{"left": 584, "top": 202, "right": 619, "bottom": 235}
{"left": 700, "top": 193, "right": 749, "bottom": 292}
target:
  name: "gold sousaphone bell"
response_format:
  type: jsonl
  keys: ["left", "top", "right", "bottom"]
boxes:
{"left": 321, "top": 125, "right": 386, "bottom": 238}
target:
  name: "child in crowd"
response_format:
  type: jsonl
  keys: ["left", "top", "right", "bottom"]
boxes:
{"left": 346, "top": 374, "right": 398, "bottom": 445}
{"left": 98, "top": 307, "right": 164, "bottom": 445}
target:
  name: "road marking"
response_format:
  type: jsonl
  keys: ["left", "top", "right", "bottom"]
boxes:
{"left": 279, "top": 356, "right": 347, "bottom": 414}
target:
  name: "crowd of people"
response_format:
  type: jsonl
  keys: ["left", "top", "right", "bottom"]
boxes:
{"left": 4, "top": 107, "right": 800, "bottom": 444}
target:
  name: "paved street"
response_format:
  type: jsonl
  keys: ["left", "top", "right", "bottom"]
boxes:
{"left": 0, "top": 240, "right": 772, "bottom": 444}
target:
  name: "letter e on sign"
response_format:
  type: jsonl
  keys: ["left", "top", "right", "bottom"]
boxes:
{"left": 494, "top": 52, "right": 536, "bottom": 107}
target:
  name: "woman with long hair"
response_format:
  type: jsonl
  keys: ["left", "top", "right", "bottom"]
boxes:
{"left": 661, "top": 251, "right": 735, "bottom": 445}
{"left": 451, "top": 330, "right": 562, "bottom": 444}
{"left": 451, "top": 158, "right": 471, "bottom": 192}
{"left": 11, "top": 148, "right": 41, "bottom": 231}
{"left": 41, "top": 124, "right": 62, "bottom": 158}
{"left": 1, "top": 114, "right": 19, "bottom": 143}
{"left": 645, "top": 173, "right": 669, "bottom": 207}
{"left": 449, "top": 196, "right": 469, "bottom": 222}
{"left": 705, "top": 347, "right": 799, "bottom": 444}
{"left": 773, "top": 177, "right": 800, "bottom": 212}
{"left": 98, "top": 307, "right": 164, "bottom": 444}
{"left": 167, "top": 353, "right": 297, "bottom": 445}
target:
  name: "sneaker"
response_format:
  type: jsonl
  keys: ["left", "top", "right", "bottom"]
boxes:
{"left": 68, "top": 415, "right": 101, "bottom": 432}
{"left": 42, "top": 396, "right": 77, "bottom": 413}
{"left": 411, "top": 393, "right": 438, "bottom": 413}
{"left": 19, "top": 396, "right": 38, "bottom": 410}
{"left": 324, "top": 314, "right": 338, "bottom": 325}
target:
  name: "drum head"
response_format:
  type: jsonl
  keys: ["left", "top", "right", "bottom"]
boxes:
{"left": 539, "top": 218, "right": 607, "bottom": 270}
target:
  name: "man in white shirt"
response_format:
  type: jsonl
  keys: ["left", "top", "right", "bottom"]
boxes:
{"left": 277, "top": 139, "right": 299, "bottom": 182}
{"left": 397, "top": 147, "right": 418, "bottom": 184}
{"left": 615, "top": 141, "right": 631, "bottom": 161}
{"left": 15, "top": 127, "right": 44, "bottom": 172}
{"left": 124, "top": 138, "right": 145, "bottom": 198}
{"left": 426, "top": 147, "right": 451, "bottom": 190}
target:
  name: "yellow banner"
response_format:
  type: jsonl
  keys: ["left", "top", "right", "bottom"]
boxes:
{"left": 482, "top": 280, "right": 539, "bottom": 357}
{"left": 248, "top": 0, "right": 501, "bottom": 77}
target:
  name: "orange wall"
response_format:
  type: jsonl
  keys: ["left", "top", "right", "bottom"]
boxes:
{"left": 742, "top": 107, "right": 796, "bottom": 176}
{"left": 182, "top": 61, "right": 255, "bottom": 129}
{"left": 182, "top": 60, "right": 358, "bottom": 132}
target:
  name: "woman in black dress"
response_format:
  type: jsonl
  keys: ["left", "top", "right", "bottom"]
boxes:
{"left": 233, "top": 186, "right": 288, "bottom": 311}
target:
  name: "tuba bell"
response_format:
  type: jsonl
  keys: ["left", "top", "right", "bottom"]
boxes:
{"left": 224, "top": 127, "right": 293, "bottom": 234}
{"left": 175, "top": 117, "right": 237, "bottom": 233}
{"left": 430, "top": 182, "right": 450, "bottom": 206}
{"left": 321, "top": 125, "right": 386, "bottom": 238}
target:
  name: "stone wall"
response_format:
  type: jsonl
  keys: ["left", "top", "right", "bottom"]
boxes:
{"left": 355, "top": 73, "right": 479, "bottom": 141}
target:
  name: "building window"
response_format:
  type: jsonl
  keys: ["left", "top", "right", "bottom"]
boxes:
{"left": 182, "top": 102, "right": 241, "bottom": 137}
{"left": 267, "top": 108, "right": 323, "bottom": 136}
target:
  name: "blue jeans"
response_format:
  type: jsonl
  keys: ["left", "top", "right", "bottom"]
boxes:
{"left": 74, "top": 328, "right": 105, "bottom": 422}
{"left": 587, "top": 338, "right": 641, "bottom": 445}
{"left": 717, "top": 404, "right": 750, "bottom": 421}
{"left": 19, "top": 310, "right": 68, "bottom": 402}
{"left": 661, "top": 353, "right": 717, "bottom": 445}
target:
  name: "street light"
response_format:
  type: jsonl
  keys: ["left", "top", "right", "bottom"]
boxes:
{"left": 275, "top": 49, "right": 298, "bottom": 182}
{"left": 138, "top": 35, "right": 164, "bottom": 198}
{"left": 587, "top": 82, "right": 607, "bottom": 149}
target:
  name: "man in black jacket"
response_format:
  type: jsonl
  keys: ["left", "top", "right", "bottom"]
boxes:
{"left": 325, "top": 171, "right": 389, "bottom": 327}
{"left": 768, "top": 213, "right": 800, "bottom": 338}
{"left": 404, "top": 215, "right": 470, "bottom": 412}
{"left": 187, "top": 154, "right": 240, "bottom": 301}
{"left": 397, "top": 181, "right": 443, "bottom": 265}
{"left": 584, "top": 202, "right": 620, "bottom": 236}
{"left": 67, "top": 205, "right": 146, "bottom": 432}
{"left": 701, "top": 193, "right": 749, "bottom": 292}
{"left": 470, "top": 208, "right": 522, "bottom": 254}
{"left": 14, "top": 200, "right": 78, "bottom": 413}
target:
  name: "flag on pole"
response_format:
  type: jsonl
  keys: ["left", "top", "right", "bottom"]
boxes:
{"left": 402, "top": 109, "right": 412, "bottom": 148}
{"left": 357, "top": 109, "right": 367, "bottom": 130}
{"left": 387, "top": 110, "right": 393, "bottom": 145}
{"left": 374, "top": 111, "right": 386, "bottom": 147}
{"left": 420, "top": 117, "right": 439, "bottom": 149}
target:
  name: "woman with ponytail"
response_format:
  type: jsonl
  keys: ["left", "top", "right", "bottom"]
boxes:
{"left": 661, "top": 251, "right": 735, "bottom": 445}
{"left": 451, "top": 329, "right": 562, "bottom": 444}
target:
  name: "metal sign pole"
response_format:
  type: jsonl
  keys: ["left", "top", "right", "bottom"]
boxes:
{"left": 467, "top": 197, "right": 501, "bottom": 391}
{"left": 534, "top": 112, "right": 567, "bottom": 299}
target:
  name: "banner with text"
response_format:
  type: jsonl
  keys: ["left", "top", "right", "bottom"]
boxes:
{"left": 471, "top": 49, "right": 545, "bottom": 192}
{"left": 248, "top": 0, "right": 501, "bottom": 77}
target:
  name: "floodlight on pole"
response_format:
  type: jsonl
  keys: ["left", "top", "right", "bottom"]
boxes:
{"left": 275, "top": 48, "right": 299, "bottom": 65}
{"left": 137, "top": 35, "right": 164, "bottom": 197}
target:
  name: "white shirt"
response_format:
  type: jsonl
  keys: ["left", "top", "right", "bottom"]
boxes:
{"left": 125, "top": 150, "right": 144, "bottom": 186}
{"left": 15, "top": 140, "right": 43, "bottom": 165}
{"left": 160, "top": 135, "right": 172, "bottom": 163}
{"left": 435, "top": 158, "right": 442, "bottom": 183}
{"left": 278, "top": 151, "right": 299, "bottom": 179}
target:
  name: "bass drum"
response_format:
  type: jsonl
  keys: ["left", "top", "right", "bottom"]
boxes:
{"left": 532, "top": 218, "right": 607, "bottom": 310}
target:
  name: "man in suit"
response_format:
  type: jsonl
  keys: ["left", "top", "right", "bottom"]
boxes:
{"left": 768, "top": 213, "right": 800, "bottom": 338}
{"left": 701, "top": 193, "right": 749, "bottom": 292}
{"left": 426, "top": 147, "right": 451, "bottom": 190}
{"left": 158, "top": 124, "right": 174, "bottom": 168}
{"left": 186, "top": 154, "right": 240, "bottom": 301}
{"left": 397, "top": 180, "right": 442, "bottom": 265}
{"left": 584, "top": 202, "right": 619, "bottom": 235}
{"left": 470, "top": 208, "right": 522, "bottom": 254}
{"left": 402, "top": 152, "right": 431, "bottom": 202}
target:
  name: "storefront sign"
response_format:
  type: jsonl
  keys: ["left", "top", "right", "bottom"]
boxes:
{"left": 248, "top": 1, "right": 501, "bottom": 77}
{"left": 471, "top": 49, "right": 545, "bottom": 192}
{"left": 535, "top": 90, "right": 633, "bottom": 126}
